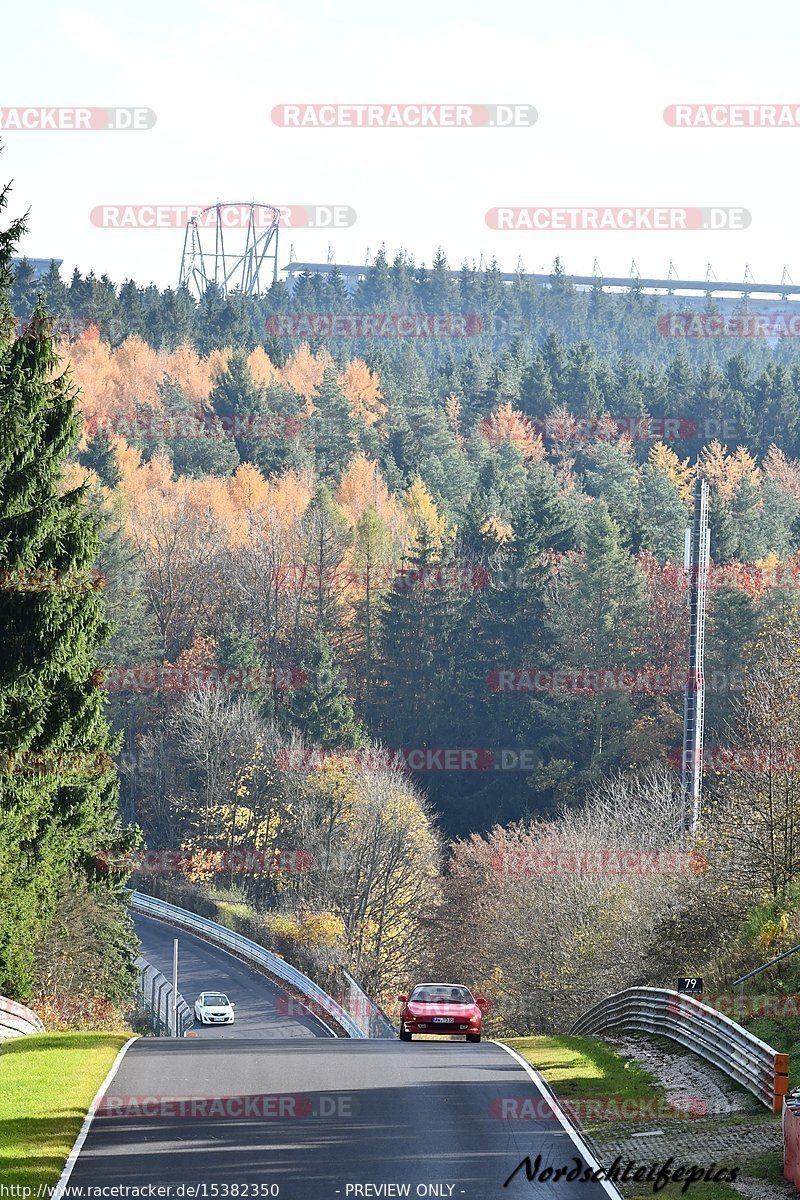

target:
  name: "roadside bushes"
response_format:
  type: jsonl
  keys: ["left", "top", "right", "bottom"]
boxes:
{"left": 424, "top": 763, "right": 737, "bottom": 1034}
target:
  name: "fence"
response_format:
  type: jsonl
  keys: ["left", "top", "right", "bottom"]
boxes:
{"left": 342, "top": 968, "right": 395, "bottom": 1039}
{"left": 129, "top": 891, "right": 372, "bottom": 1039}
{"left": 571, "top": 986, "right": 788, "bottom": 1112}
{"left": 0, "top": 995, "right": 45, "bottom": 1040}
{"left": 136, "top": 954, "right": 193, "bottom": 1036}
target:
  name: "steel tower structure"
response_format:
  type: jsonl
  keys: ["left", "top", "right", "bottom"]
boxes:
{"left": 178, "top": 203, "right": 280, "bottom": 298}
{"left": 681, "top": 476, "right": 711, "bottom": 834}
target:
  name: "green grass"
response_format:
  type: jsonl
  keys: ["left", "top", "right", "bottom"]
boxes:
{"left": 740, "top": 1149, "right": 785, "bottom": 1183}
{"left": 212, "top": 898, "right": 252, "bottom": 930}
{"left": 0, "top": 1031, "right": 131, "bottom": 1188}
{"left": 503, "top": 1033, "right": 661, "bottom": 1100}
{"left": 621, "top": 1153, "right": 782, "bottom": 1199}
{"left": 745, "top": 1017, "right": 800, "bottom": 1089}
{"left": 627, "top": 1179, "right": 741, "bottom": 1200}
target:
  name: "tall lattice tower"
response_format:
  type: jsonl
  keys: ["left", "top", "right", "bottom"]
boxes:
{"left": 178, "top": 203, "right": 280, "bottom": 297}
{"left": 681, "top": 476, "right": 711, "bottom": 834}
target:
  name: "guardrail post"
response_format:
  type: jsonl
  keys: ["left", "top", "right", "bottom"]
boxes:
{"left": 776, "top": 1053, "right": 790, "bottom": 1113}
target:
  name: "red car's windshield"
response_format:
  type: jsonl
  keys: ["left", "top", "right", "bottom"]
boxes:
{"left": 410, "top": 986, "right": 473, "bottom": 1004}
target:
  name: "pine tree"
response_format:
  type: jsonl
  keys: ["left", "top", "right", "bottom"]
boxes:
{"left": 640, "top": 463, "right": 688, "bottom": 563}
{"left": 288, "top": 632, "right": 363, "bottom": 750}
{"left": 78, "top": 430, "right": 122, "bottom": 487}
{"left": 10, "top": 258, "right": 37, "bottom": 321}
{"left": 301, "top": 483, "right": 352, "bottom": 641}
{"left": 304, "top": 367, "right": 359, "bottom": 481}
{"left": 556, "top": 500, "right": 646, "bottom": 778}
{"left": 349, "top": 506, "right": 391, "bottom": 719}
{"left": 158, "top": 377, "right": 240, "bottom": 477}
{"left": 705, "top": 585, "right": 757, "bottom": 742}
{"left": 374, "top": 524, "right": 463, "bottom": 749}
{"left": 0, "top": 187, "right": 135, "bottom": 996}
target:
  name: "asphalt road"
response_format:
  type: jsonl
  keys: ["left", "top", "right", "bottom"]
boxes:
{"left": 134, "top": 912, "right": 334, "bottom": 1039}
{"left": 66, "top": 1039, "right": 617, "bottom": 1200}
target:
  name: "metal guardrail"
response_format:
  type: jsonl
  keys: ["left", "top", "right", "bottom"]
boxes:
{"left": 0, "top": 995, "right": 45, "bottom": 1040}
{"left": 571, "top": 986, "right": 788, "bottom": 1112}
{"left": 129, "top": 891, "right": 366, "bottom": 1039}
{"left": 136, "top": 955, "right": 193, "bottom": 1037}
{"left": 342, "top": 968, "right": 395, "bottom": 1039}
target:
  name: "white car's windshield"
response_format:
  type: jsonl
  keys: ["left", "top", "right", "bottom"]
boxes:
{"left": 203, "top": 993, "right": 230, "bottom": 1006}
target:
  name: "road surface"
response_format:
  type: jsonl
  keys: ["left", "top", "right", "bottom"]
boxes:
{"left": 134, "top": 912, "right": 333, "bottom": 1039}
{"left": 65, "top": 1038, "right": 617, "bottom": 1200}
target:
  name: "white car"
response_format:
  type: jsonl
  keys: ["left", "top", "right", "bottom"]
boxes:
{"left": 194, "top": 991, "right": 235, "bottom": 1025}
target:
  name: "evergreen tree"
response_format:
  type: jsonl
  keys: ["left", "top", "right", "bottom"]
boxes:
{"left": 705, "top": 585, "right": 758, "bottom": 742}
{"left": 10, "top": 258, "right": 37, "bottom": 320}
{"left": 374, "top": 524, "right": 463, "bottom": 750}
{"left": 78, "top": 430, "right": 121, "bottom": 488}
{"left": 640, "top": 463, "right": 687, "bottom": 563}
{"left": 0, "top": 187, "right": 136, "bottom": 996}
{"left": 288, "top": 632, "right": 363, "bottom": 750}
{"left": 301, "top": 483, "right": 353, "bottom": 642}
{"left": 349, "top": 507, "right": 391, "bottom": 720}
{"left": 554, "top": 500, "right": 645, "bottom": 781}
{"left": 304, "top": 367, "right": 359, "bottom": 482}
{"left": 157, "top": 377, "right": 239, "bottom": 477}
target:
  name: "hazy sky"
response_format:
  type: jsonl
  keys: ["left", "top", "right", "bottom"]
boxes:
{"left": 3, "top": 0, "right": 799, "bottom": 289}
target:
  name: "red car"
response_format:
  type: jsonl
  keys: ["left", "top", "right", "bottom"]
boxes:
{"left": 398, "top": 982, "right": 487, "bottom": 1042}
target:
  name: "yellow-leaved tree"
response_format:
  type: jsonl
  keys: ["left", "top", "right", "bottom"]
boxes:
{"left": 648, "top": 442, "right": 694, "bottom": 503}
{"left": 402, "top": 476, "right": 447, "bottom": 551}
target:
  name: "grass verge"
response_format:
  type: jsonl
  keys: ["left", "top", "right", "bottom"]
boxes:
{"left": 503, "top": 1033, "right": 661, "bottom": 1100}
{"left": 0, "top": 1031, "right": 131, "bottom": 1188}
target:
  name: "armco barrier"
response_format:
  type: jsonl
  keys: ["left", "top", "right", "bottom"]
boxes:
{"left": 0, "top": 995, "right": 45, "bottom": 1040}
{"left": 136, "top": 955, "right": 193, "bottom": 1036}
{"left": 571, "top": 986, "right": 788, "bottom": 1112}
{"left": 342, "top": 968, "right": 395, "bottom": 1039}
{"left": 129, "top": 891, "right": 371, "bottom": 1039}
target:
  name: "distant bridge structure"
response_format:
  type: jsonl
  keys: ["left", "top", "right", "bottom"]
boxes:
{"left": 281, "top": 258, "right": 800, "bottom": 312}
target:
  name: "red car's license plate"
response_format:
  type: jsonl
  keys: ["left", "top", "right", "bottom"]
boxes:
{"left": 432, "top": 1017, "right": 451, "bottom": 1023}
